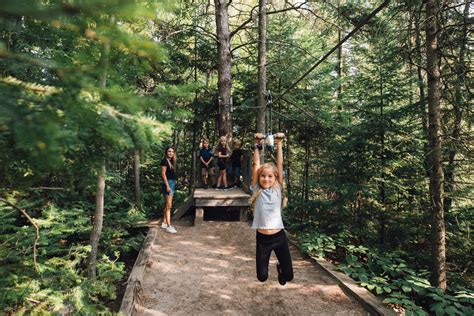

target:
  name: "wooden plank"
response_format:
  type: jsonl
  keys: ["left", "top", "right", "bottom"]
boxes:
{"left": 172, "top": 195, "right": 194, "bottom": 219}
{"left": 194, "top": 188, "right": 250, "bottom": 199}
{"left": 195, "top": 198, "right": 250, "bottom": 207}
{"left": 119, "top": 226, "right": 158, "bottom": 316}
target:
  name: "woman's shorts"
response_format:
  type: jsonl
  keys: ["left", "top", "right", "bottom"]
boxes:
{"left": 162, "top": 179, "right": 176, "bottom": 196}
{"left": 217, "top": 159, "right": 226, "bottom": 171}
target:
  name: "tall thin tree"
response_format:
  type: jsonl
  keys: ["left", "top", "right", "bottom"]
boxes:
{"left": 257, "top": 0, "right": 267, "bottom": 135}
{"left": 425, "top": 0, "right": 446, "bottom": 290}
{"left": 214, "top": 0, "right": 233, "bottom": 139}
{"left": 87, "top": 19, "right": 112, "bottom": 280}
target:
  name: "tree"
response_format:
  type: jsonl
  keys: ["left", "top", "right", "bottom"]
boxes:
{"left": 425, "top": 0, "right": 445, "bottom": 290}
{"left": 214, "top": 0, "right": 233, "bottom": 138}
{"left": 257, "top": 0, "right": 267, "bottom": 135}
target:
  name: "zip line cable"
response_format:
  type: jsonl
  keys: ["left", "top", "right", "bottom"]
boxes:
{"left": 273, "top": 0, "right": 391, "bottom": 104}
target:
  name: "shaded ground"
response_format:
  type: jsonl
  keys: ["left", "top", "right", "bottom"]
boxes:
{"left": 136, "top": 221, "right": 369, "bottom": 315}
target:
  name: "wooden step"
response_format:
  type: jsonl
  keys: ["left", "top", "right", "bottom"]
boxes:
{"left": 194, "top": 187, "right": 251, "bottom": 207}
{"left": 193, "top": 188, "right": 251, "bottom": 225}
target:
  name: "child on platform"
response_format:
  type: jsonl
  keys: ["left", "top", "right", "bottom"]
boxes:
{"left": 229, "top": 139, "right": 243, "bottom": 187}
{"left": 214, "top": 135, "right": 232, "bottom": 190}
{"left": 199, "top": 138, "right": 214, "bottom": 189}
{"left": 250, "top": 132, "right": 293, "bottom": 285}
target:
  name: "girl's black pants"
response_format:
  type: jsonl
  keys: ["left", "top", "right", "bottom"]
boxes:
{"left": 256, "top": 229, "right": 294, "bottom": 283}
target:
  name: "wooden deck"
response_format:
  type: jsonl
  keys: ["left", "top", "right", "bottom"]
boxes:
{"left": 193, "top": 187, "right": 251, "bottom": 225}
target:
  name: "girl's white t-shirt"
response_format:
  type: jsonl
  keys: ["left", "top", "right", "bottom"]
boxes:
{"left": 250, "top": 184, "right": 284, "bottom": 229}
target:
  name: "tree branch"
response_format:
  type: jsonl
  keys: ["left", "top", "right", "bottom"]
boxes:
{"left": 0, "top": 198, "right": 39, "bottom": 273}
{"left": 230, "top": 1, "right": 314, "bottom": 39}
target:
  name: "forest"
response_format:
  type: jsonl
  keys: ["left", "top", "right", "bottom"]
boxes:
{"left": 0, "top": 0, "right": 472, "bottom": 314}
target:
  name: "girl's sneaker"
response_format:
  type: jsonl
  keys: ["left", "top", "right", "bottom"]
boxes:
{"left": 161, "top": 222, "right": 168, "bottom": 229}
{"left": 165, "top": 226, "right": 177, "bottom": 234}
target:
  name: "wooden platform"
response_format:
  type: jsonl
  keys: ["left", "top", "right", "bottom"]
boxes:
{"left": 193, "top": 188, "right": 251, "bottom": 225}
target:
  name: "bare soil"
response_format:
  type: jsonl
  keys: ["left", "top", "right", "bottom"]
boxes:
{"left": 136, "top": 220, "right": 369, "bottom": 315}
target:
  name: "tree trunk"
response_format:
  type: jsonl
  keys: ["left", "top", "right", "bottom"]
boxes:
{"left": 257, "top": 0, "right": 267, "bottom": 135}
{"left": 286, "top": 124, "right": 292, "bottom": 194}
{"left": 303, "top": 134, "right": 310, "bottom": 200}
{"left": 191, "top": 17, "right": 199, "bottom": 192}
{"left": 444, "top": 1, "right": 469, "bottom": 213}
{"left": 425, "top": 0, "right": 446, "bottom": 290}
{"left": 88, "top": 163, "right": 106, "bottom": 279}
{"left": 133, "top": 149, "right": 141, "bottom": 211}
{"left": 87, "top": 26, "right": 111, "bottom": 280}
{"left": 336, "top": 0, "right": 343, "bottom": 100}
{"left": 214, "top": 0, "right": 233, "bottom": 139}
{"left": 379, "top": 65, "right": 386, "bottom": 247}
{"left": 414, "top": 5, "right": 429, "bottom": 175}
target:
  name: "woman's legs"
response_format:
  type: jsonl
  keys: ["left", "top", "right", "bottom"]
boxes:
{"left": 164, "top": 195, "right": 173, "bottom": 226}
{"left": 234, "top": 166, "right": 241, "bottom": 185}
{"left": 216, "top": 171, "right": 222, "bottom": 187}
{"left": 222, "top": 170, "right": 228, "bottom": 187}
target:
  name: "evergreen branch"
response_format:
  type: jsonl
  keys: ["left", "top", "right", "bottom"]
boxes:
{"left": 174, "top": 24, "right": 218, "bottom": 43}
{"left": 0, "top": 50, "right": 59, "bottom": 70}
{"left": 1, "top": 76, "right": 61, "bottom": 95}
{"left": 0, "top": 198, "right": 39, "bottom": 273}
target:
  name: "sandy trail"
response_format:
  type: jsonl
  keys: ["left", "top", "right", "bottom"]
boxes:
{"left": 137, "top": 221, "right": 368, "bottom": 316}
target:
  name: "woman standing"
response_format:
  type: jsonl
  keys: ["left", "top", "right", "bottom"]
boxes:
{"left": 161, "top": 146, "right": 177, "bottom": 234}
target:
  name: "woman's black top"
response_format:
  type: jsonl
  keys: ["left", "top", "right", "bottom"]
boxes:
{"left": 160, "top": 158, "right": 175, "bottom": 180}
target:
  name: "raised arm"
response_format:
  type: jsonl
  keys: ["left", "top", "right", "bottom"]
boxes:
{"left": 251, "top": 133, "right": 265, "bottom": 187}
{"left": 274, "top": 133, "right": 285, "bottom": 186}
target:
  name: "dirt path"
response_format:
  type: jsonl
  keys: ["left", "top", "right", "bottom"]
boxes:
{"left": 137, "top": 221, "right": 369, "bottom": 316}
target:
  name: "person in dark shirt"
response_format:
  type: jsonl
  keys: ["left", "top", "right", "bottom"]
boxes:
{"left": 229, "top": 139, "right": 243, "bottom": 187}
{"left": 160, "top": 146, "right": 177, "bottom": 234}
{"left": 214, "top": 136, "right": 232, "bottom": 190}
{"left": 199, "top": 138, "right": 214, "bottom": 189}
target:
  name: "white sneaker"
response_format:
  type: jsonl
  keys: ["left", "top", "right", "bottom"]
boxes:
{"left": 161, "top": 222, "right": 168, "bottom": 229}
{"left": 165, "top": 226, "right": 177, "bottom": 234}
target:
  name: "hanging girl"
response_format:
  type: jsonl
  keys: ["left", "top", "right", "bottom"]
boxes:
{"left": 250, "top": 132, "right": 293, "bottom": 285}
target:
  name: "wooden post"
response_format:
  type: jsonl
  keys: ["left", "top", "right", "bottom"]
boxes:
{"left": 239, "top": 207, "right": 248, "bottom": 222}
{"left": 195, "top": 207, "right": 204, "bottom": 226}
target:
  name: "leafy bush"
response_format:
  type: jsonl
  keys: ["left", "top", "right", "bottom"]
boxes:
{"left": 0, "top": 195, "right": 144, "bottom": 314}
{"left": 294, "top": 229, "right": 474, "bottom": 315}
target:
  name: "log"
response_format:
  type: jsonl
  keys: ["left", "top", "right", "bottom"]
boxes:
{"left": 119, "top": 226, "right": 158, "bottom": 315}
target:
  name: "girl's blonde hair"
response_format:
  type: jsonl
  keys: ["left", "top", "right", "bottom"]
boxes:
{"left": 249, "top": 163, "right": 287, "bottom": 209}
{"left": 214, "top": 136, "right": 232, "bottom": 154}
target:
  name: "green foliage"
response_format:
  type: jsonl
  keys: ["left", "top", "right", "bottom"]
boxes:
{"left": 0, "top": 195, "right": 140, "bottom": 314}
{"left": 0, "top": 0, "right": 472, "bottom": 313}
{"left": 295, "top": 230, "right": 474, "bottom": 314}
{"left": 300, "top": 231, "right": 336, "bottom": 258}
{"left": 0, "top": 0, "right": 188, "bottom": 313}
